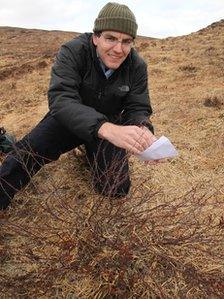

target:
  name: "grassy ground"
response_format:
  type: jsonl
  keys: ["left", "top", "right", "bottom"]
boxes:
{"left": 0, "top": 21, "right": 224, "bottom": 298}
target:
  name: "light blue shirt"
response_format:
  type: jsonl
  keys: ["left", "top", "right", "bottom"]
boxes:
{"left": 96, "top": 51, "right": 114, "bottom": 79}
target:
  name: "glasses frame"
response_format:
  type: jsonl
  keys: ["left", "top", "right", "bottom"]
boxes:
{"left": 100, "top": 33, "right": 134, "bottom": 48}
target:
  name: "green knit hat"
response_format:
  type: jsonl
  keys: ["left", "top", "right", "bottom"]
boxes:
{"left": 93, "top": 2, "right": 138, "bottom": 38}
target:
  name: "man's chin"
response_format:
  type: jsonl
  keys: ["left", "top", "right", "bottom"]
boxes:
{"left": 107, "top": 62, "right": 122, "bottom": 70}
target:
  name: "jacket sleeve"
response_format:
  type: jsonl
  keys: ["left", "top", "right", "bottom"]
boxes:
{"left": 122, "top": 59, "right": 154, "bottom": 133}
{"left": 48, "top": 44, "right": 108, "bottom": 142}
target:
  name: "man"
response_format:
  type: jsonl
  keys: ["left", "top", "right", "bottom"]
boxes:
{"left": 0, "top": 2, "right": 157, "bottom": 210}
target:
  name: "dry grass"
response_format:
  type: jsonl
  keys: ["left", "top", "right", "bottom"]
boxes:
{"left": 0, "top": 154, "right": 223, "bottom": 298}
{"left": 0, "top": 20, "right": 224, "bottom": 298}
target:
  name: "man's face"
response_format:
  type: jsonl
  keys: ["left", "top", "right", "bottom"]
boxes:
{"left": 92, "top": 31, "right": 133, "bottom": 70}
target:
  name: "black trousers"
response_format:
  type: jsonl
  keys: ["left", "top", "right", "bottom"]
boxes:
{"left": 0, "top": 113, "right": 130, "bottom": 210}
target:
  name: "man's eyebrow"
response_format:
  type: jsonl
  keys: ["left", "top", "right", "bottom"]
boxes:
{"left": 104, "top": 34, "right": 132, "bottom": 41}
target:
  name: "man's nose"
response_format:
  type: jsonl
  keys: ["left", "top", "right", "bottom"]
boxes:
{"left": 113, "top": 41, "right": 123, "bottom": 52}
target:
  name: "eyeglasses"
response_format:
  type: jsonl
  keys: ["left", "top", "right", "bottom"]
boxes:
{"left": 100, "top": 33, "right": 134, "bottom": 48}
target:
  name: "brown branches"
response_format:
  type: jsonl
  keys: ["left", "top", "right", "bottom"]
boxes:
{"left": 0, "top": 151, "right": 224, "bottom": 298}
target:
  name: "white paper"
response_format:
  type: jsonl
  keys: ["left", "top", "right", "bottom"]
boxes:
{"left": 137, "top": 136, "right": 178, "bottom": 161}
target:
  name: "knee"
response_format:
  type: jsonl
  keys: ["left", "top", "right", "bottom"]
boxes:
{"left": 14, "top": 138, "right": 60, "bottom": 163}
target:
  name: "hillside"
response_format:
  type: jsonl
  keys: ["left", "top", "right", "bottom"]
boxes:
{"left": 0, "top": 21, "right": 223, "bottom": 193}
{"left": 0, "top": 21, "right": 224, "bottom": 298}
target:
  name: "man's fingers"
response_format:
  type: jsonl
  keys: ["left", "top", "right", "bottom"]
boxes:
{"left": 133, "top": 140, "right": 146, "bottom": 152}
{"left": 131, "top": 128, "right": 153, "bottom": 151}
{"left": 138, "top": 127, "right": 157, "bottom": 148}
{"left": 101, "top": 124, "right": 157, "bottom": 154}
{"left": 121, "top": 138, "right": 142, "bottom": 155}
{"left": 127, "top": 145, "right": 141, "bottom": 155}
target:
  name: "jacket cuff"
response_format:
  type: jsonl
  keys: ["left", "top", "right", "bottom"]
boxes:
{"left": 94, "top": 119, "right": 108, "bottom": 140}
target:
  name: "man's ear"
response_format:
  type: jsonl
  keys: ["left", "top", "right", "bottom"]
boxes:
{"left": 92, "top": 34, "right": 98, "bottom": 46}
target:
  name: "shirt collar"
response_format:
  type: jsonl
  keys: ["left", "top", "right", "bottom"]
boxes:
{"left": 96, "top": 51, "right": 114, "bottom": 79}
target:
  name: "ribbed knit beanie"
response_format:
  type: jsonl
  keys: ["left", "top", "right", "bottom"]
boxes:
{"left": 93, "top": 2, "right": 138, "bottom": 38}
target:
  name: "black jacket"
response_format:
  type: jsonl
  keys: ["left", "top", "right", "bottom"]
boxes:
{"left": 48, "top": 33, "right": 153, "bottom": 143}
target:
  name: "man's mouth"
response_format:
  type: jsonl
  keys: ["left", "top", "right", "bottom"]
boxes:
{"left": 108, "top": 54, "right": 122, "bottom": 60}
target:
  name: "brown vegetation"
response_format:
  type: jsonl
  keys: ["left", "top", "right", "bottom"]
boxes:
{"left": 0, "top": 20, "right": 224, "bottom": 298}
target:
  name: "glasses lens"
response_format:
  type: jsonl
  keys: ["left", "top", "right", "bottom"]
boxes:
{"left": 101, "top": 34, "right": 133, "bottom": 47}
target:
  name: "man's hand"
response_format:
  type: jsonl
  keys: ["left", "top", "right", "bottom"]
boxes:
{"left": 98, "top": 122, "right": 157, "bottom": 155}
